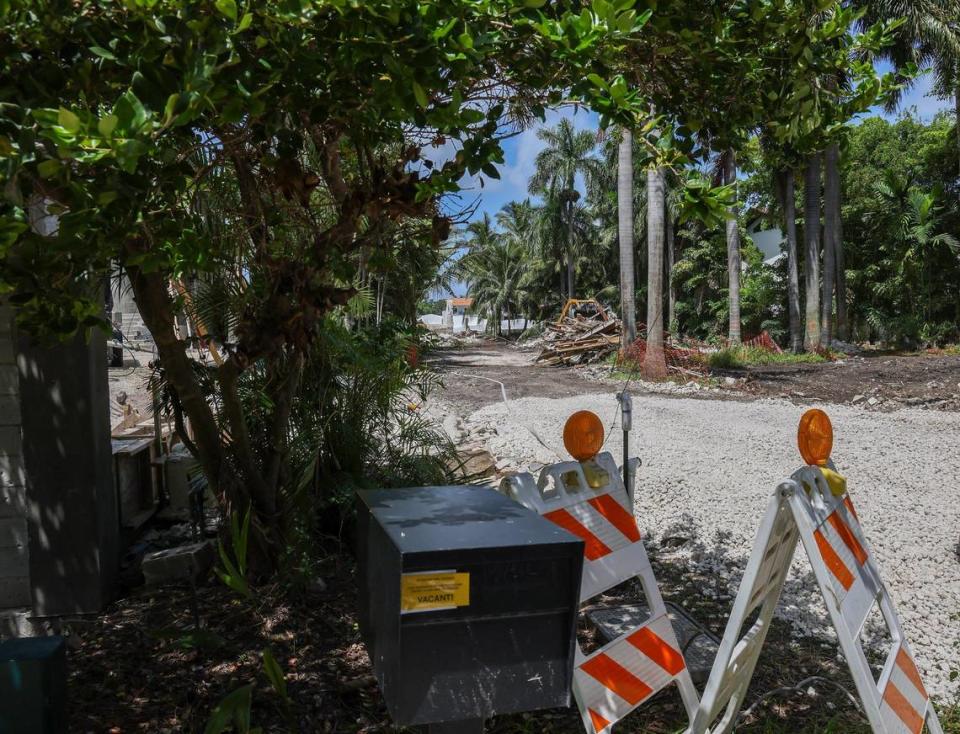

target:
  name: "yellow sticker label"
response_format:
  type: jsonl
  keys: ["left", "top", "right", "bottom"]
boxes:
{"left": 400, "top": 571, "right": 470, "bottom": 613}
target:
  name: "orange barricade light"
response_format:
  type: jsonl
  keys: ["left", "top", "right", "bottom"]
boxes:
{"left": 798, "top": 408, "right": 833, "bottom": 466}
{"left": 563, "top": 410, "right": 604, "bottom": 462}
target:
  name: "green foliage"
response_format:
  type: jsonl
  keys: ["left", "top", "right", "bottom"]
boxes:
{"left": 418, "top": 298, "right": 447, "bottom": 316}
{"left": 0, "top": 0, "right": 654, "bottom": 558}
{"left": 284, "top": 317, "right": 461, "bottom": 517}
{"left": 834, "top": 114, "right": 959, "bottom": 345}
{"left": 261, "top": 648, "right": 289, "bottom": 710}
{"left": 708, "top": 346, "right": 828, "bottom": 369}
{"left": 203, "top": 684, "right": 257, "bottom": 734}
{"left": 215, "top": 505, "right": 253, "bottom": 600}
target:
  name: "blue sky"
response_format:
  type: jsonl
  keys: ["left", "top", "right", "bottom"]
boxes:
{"left": 436, "top": 72, "right": 953, "bottom": 297}
{"left": 462, "top": 71, "right": 952, "bottom": 225}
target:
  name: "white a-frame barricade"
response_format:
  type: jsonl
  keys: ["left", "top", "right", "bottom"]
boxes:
{"left": 691, "top": 464, "right": 944, "bottom": 734}
{"left": 501, "top": 452, "right": 700, "bottom": 734}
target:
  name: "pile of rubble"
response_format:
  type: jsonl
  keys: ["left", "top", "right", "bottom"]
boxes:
{"left": 535, "top": 314, "right": 621, "bottom": 366}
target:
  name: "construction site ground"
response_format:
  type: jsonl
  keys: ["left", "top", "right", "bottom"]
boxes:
{"left": 429, "top": 342, "right": 960, "bottom": 413}
{"left": 90, "top": 342, "right": 960, "bottom": 732}
{"left": 425, "top": 340, "right": 960, "bottom": 707}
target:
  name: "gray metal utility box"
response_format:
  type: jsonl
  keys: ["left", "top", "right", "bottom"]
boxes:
{"left": 356, "top": 485, "right": 584, "bottom": 727}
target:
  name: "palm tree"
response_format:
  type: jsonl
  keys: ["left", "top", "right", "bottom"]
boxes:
{"left": 457, "top": 214, "right": 525, "bottom": 337}
{"left": 496, "top": 199, "right": 535, "bottom": 248}
{"left": 821, "top": 143, "right": 840, "bottom": 344}
{"left": 722, "top": 149, "right": 742, "bottom": 344}
{"left": 530, "top": 118, "right": 601, "bottom": 299}
{"left": 775, "top": 168, "right": 804, "bottom": 352}
{"left": 804, "top": 154, "right": 822, "bottom": 351}
{"left": 644, "top": 166, "right": 668, "bottom": 378}
{"left": 894, "top": 187, "right": 959, "bottom": 323}
{"left": 617, "top": 129, "right": 637, "bottom": 347}
{"left": 856, "top": 0, "right": 960, "bottom": 173}
{"left": 846, "top": 1, "right": 960, "bottom": 334}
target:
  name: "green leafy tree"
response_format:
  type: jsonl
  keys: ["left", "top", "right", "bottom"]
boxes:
{"left": 0, "top": 0, "right": 652, "bottom": 568}
{"left": 529, "top": 118, "right": 602, "bottom": 299}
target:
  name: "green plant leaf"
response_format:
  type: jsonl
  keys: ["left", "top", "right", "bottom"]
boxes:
{"left": 37, "top": 159, "right": 61, "bottom": 178}
{"left": 215, "top": 0, "right": 238, "bottom": 21}
{"left": 204, "top": 684, "right": 253, "bottom": 734}
{"left": 97, "top": 114, "right": 118, "bottom": 138}
{"left": 262, "top": 648, "right": 288, "bottom": 703}
{"left": 89, "top": 45, "right": 116, "bottom": 61}
{"left": 412, "top": 81, "right": 428, "bottom": 109}
{"left": 57, "top": 108, "right": 81, "bottom": 133}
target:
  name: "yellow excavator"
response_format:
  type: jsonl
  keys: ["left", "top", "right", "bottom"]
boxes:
{"left": 556, "top": 298, "right": 609, "bottom": 325}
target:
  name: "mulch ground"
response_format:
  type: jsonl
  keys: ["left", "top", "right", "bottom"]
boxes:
{"left": 63, "top": 537, "right": 940, "bottom": 734}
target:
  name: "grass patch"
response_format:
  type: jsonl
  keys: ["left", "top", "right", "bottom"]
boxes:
{"left": 708, "top": 346, "right": 829, "bottom": 369}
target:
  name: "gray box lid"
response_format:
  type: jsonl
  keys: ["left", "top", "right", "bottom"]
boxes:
{"left": 355, "top": 485, "right": 579, "bottom": 554}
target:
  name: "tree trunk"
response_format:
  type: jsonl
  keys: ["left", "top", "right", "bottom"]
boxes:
{"left": 566, "top": 198, "right": 576, "bottom": 299}
{"left": 804, "top": 153, "right": 822, "bottom": 351}
{"left": 724, "top": 150, "right": 741, "bottom": 344}
{"left": 829, "top": 142, "right": 848, "bottom": 341}
{"left": 777, "top": 169, "right": 803, "bottom": 353}
{"left": 643, "top": 167, "right": 668, "bottom": 378}
{"left": 617, "top": 130, "right": 637, "bottom": 347}
{"left": 666, "top": 212, "right": 676, "bottom": 335}
{"left": 821, "top": 143, "right": 841, "bottom": 345}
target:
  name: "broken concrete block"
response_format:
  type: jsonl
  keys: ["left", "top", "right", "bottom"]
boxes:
{"left": 142, "top": 541, "right": 214, "bottom": 586}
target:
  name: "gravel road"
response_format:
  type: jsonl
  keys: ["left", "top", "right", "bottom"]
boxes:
{"left": 465, "top": 390, "right": 960, "bottom": 700}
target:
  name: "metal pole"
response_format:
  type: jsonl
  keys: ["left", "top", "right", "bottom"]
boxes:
{"left": 619, "top": 390, "right": 633, "bottom": 506}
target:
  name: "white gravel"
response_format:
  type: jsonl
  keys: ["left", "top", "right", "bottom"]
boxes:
{"left": 467, "top": 392, "right": 960, "bottom": 700}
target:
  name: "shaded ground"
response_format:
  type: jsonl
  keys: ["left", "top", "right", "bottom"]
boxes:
{"left": 71, "top": 546, "right": 954, "bottom": 734}
{"left": 717, "top": 352, "right": 960, "bottom": 411}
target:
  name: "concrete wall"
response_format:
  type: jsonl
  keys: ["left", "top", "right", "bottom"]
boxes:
{"left": 16, "top": 326, "right": 118, "bottom": 617}
{"left": 0, "top": 306, "right": 30, "bottom": 616}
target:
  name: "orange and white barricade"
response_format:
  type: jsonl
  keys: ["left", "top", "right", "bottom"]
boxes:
{"left": 692, "top": 412, "right": 944, "bottom": 734}
{"left": 501, "top": 449, "right": 699, "bottom": 734}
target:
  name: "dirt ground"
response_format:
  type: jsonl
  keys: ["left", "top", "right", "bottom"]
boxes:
{"left": 719, "top": 351, "right": 960, "bottom": 411}
{"left": 69, "top": 551, "right": 908, "bottom": 734}
{"left": 428, "top": 342, "right": 611, "bottom": 412}
{"left": 76, "top": 340, "right": 958, "bottom": 732}
{"left": 429, "top": 342, "right": 960, "bottom": 413}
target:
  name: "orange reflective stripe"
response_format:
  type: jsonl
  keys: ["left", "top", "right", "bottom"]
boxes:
{"left": 883, "top": 681, "right": 925, "bottom": 734}
{"left": 626, "top": 626, "right": 685, "bottom": 676}
{"left": 814, "top": 528, "right": 854, "bottom": 590}
{"left": 588, "top": 494, "right": 641, "bottom": 543}
{"left": 588, "top": 708, "right": 611, "bottom": 733}
{"left": 580, "top": 653, "right": 653, "bottom": 706}
{"left": 827, "top": 512, "right": 868, "bottom": 566}
{"left": 843, "top": 496, "right": 859, "bottom": 522}
{"left": 544, "top": 509, "right": 612, "bottom": 561}
{"left": 896, "top": 648, "right": 928, "bottom": 699}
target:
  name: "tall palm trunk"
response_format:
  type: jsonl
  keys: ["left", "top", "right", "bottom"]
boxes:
{"left": 723, "top": 150, "right": 741, "bottom": 344}
{"left": 829, "top": 142, "right": 848, "bottom": 340}
{"left": 617, "top": 130, "right": 637, "bottom": 347}
{"left": 643, "top": 167, "right": 668, "bottom": 378}
{"left": 566, "top": 186, "right": 576, "bottom": 299}
{"left": 776, "top": 169, "right": 803, "bottom": 352}
{"left": 804, "top": 153, "right": 822, "bottom": 351}
{"left": 821, "top": 143, "right": 839, "bottom": 344}
{"left": 666, "top": 211, "right": 676, "bottom": 334}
